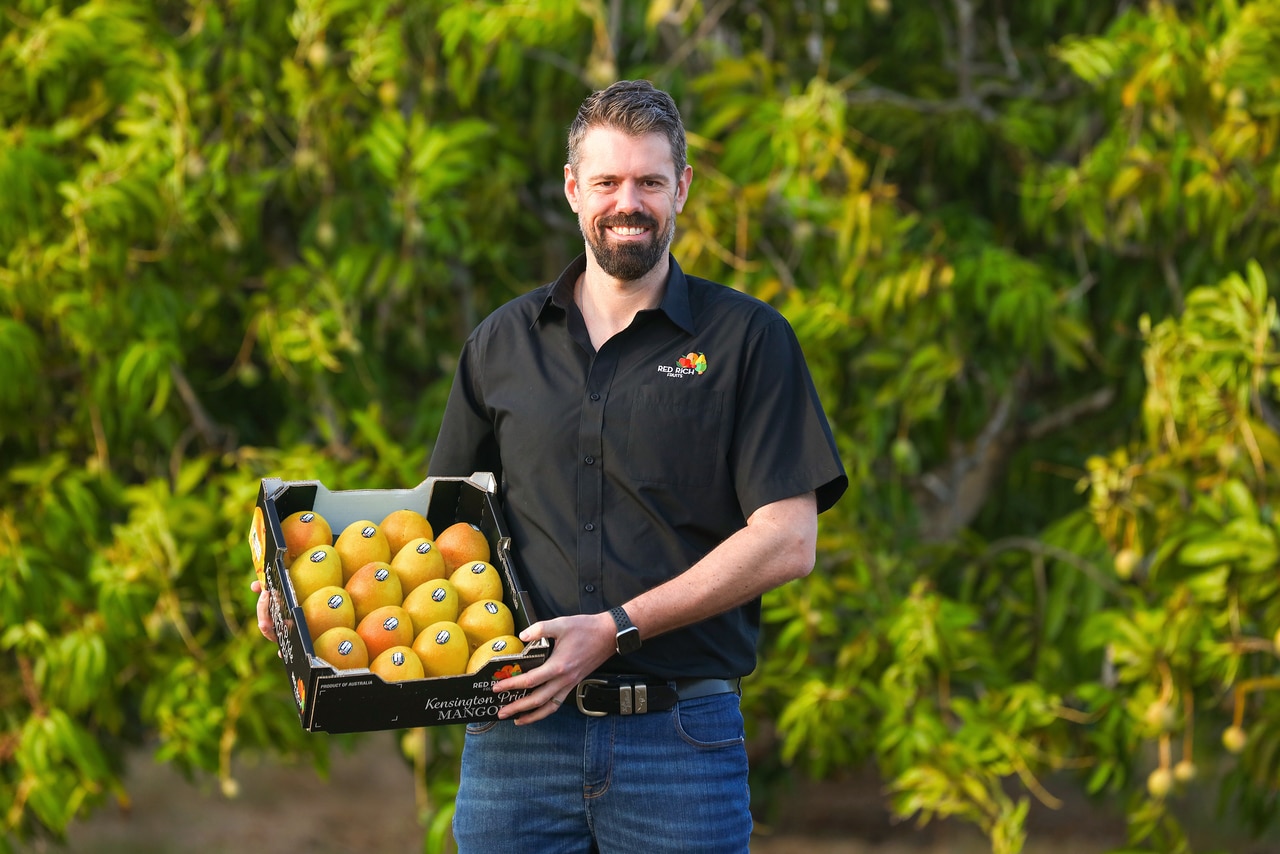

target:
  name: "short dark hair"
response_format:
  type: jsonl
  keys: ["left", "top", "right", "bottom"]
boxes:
{"left": 567, "top": 80, "right": 687, "bottom": 179}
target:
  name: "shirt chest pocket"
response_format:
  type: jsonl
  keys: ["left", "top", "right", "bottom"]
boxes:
{"left": 624, "top": 386, "right": 724, "bottom": 488}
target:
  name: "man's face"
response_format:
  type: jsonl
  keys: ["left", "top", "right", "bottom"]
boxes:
{"left": 564, "top": 127, "right": 692, "bottom": 282}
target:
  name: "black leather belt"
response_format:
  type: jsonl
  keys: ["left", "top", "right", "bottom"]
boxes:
{"left": 574, "top": 675, "right": 740, "bottom": 716}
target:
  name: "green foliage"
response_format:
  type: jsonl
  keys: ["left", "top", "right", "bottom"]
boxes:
{"left": 6, "top": 1, "right": 1280, "bottom": 853}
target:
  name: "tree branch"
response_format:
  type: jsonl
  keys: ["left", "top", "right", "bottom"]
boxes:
{"left": 913, "top": 379, "right": 1116, "bottom": 542}
{"left": 913, "top": 376, "right": 1024, "bottom": 542}
{"left": 846, "top": 5, "right": 1075, "bottom": 124}
{"left": 984, "top": 535, "right": 1124, "bottom": 596}
{"left": 656, "top": 0, "right": 735, "bottom": 79}
{"left": 953, "top": 0, "right": 976, "bottom": 101}
{"left": 169, "top": 363, "right": 228, "bottom": 449}
{"left": 1159, "top": 249, "right": 1184, "bottom": 315}
{"left": 846, "top": 84, "right": 997, "bottom": 122}
{"left": 1024, "top": 386, "right": 1115, "bottom": 441}
{"left": 995, "top": 14, "right": 1020, "bottom": 79}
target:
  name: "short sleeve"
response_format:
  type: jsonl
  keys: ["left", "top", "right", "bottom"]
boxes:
{"left": 427, "top": 335, "right": 503, "bottom": 482}
{"left": 729, "top": 317, "right": 847, "bottom": 517}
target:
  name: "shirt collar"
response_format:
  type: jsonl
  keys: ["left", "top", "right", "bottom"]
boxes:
{"left": 534, "top": 254, "right": 696, "bottom": 335}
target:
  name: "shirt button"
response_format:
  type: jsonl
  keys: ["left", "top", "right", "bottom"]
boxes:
{"left": 584, "top": 522, "right": 595, "bottom": 532}
{"left": 589, "top": 392, "right": 600, "bottom": 401}
{"left": 584, "top": 456, "right": 595, "bottom": 465}
{"left": 584, "top": 584, "right": 595, "bottom": 593}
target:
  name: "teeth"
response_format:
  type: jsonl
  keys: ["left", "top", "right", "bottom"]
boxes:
{"left": 611, "top": 227, "right": 646, "bottom": 235}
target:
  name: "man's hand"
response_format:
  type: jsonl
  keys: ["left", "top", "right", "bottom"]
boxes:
{"left": 491, "top": 611, "right": 616, "bottom": 725}
{"left": 250, "top": 578, "right": 279, "bottom": 643}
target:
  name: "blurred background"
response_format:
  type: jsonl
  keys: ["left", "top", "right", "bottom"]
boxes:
{"left": 5, "top": 1, "right": 1280, "bottom": 852}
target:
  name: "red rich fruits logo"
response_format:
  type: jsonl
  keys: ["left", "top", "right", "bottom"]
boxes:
{"left": 677, "top": 352, "right": 707, "bottom": 374}
{"left": 493, "top": 664, "right": 522, "bottom": 681}
{"left": 660, "top": 352, "right": 707, "bottom": 378}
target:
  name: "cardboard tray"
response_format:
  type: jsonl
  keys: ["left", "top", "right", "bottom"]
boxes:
{"left": 248, "top": 472, "right": 549, "bottom": 733}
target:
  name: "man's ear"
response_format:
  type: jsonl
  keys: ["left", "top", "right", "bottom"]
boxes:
{"left": 674, "top": 164, "right": 692, "bottom": 213}
{"left": 564, "top": 164, "right": 580, "bottom": 213}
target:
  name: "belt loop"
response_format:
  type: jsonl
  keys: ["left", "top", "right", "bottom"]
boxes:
{"left": 618, "top": 684, "right": 633, "bottom": 715}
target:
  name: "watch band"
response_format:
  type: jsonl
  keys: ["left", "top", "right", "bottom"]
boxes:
{"left": 610, "top": 606, "right": 641, "bottom": 654}
{"left": 609, "top": 606, "right": 634, "bottom": 633}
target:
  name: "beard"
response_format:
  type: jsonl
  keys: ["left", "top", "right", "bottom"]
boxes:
{"left": 582, "top": 212, "right": 675, "bottom": 281}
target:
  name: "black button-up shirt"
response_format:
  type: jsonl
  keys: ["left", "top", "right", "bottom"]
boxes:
{"left": 428, "top": 254, "right": 847, "bottom": 679}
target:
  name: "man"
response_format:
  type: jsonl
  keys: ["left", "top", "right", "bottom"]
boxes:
{"left": 426, "top": 79, "right": 847, "bottom": 852}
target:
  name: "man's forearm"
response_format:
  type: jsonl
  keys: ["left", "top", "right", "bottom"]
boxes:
{"left": 622, "top": 491, "right": 818, "bottom": 643}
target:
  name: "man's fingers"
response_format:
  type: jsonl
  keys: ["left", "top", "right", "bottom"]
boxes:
{"left": 518, "top": 618, "right": 554, "bottom": 644}
{"left": 250, "top": 578, "right": 278, "bottom": 642}
{"left": 503, "top": 688, "right": 569, "bottom": 726}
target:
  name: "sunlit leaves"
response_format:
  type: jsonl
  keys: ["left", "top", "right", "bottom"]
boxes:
{"left": 7, "top": 709, "right": 120, "bottom": 838}
{"left": 6, "top": 1, "right": 1280, "bottom": 851}
{"left": 436, "top": 0, "right": 588, "bottom": 104}
{"left": 1038, "top": 4, "right": 1280, "bottom": 261}
{"left": 1074, "top": 263, "right": 1280, "bottom": 839}
{"left": 117, "top": 340, "right": 177, "bottom": 417}
{"left": 1141, "top": 263, "right": 1278, "bottom": 457}
{"left": 1054, "top": 34, "right": 1131, "bottom": 88}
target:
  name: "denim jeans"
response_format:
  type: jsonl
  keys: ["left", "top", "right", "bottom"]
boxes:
{"left": 452, "top": 692, "right": 751, "bottom": 853}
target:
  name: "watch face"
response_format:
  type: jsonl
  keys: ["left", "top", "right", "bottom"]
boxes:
{"left": 616, "top": 627, "right": 641, "bottom": 655}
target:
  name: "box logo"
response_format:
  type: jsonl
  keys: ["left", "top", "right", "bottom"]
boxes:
{"left": 248, "top": 507, "right": 266, "bottom": 578}
{"left": 492, "top": 663, "right": 522, "bottom": 680}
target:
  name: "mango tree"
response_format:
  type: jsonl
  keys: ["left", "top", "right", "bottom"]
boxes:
{"left": 5, "top": 2, "right": 1280, "bottom": 854}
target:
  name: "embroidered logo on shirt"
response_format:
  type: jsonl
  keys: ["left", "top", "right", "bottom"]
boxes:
{"left": 658, "top": 352, "right": 707, "bottom": 378}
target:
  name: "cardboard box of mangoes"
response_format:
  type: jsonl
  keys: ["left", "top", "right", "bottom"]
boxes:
{"left": 247, "top": 472, "right": 550, "bottom": 734}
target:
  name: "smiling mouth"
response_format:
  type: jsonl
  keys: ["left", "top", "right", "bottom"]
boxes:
{"left": 601, "top": 213, "right": 657, "bottom": 238}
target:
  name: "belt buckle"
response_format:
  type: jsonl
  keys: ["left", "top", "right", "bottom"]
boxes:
{"left": 575, "top": 678, "right": 609, "bottom": 717}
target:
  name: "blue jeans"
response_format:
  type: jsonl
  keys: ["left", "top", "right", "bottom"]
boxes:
{"left": 452, "top": 692, "right": 751, "bottom": 853}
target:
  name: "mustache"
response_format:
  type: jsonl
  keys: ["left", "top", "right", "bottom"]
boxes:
{"left": 598, "top": 213, "right": 658, "bottom": 230}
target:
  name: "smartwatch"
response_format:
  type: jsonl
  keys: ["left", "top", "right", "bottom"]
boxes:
{"left": 610, "top": 606, "right": 641, "bottom": 655}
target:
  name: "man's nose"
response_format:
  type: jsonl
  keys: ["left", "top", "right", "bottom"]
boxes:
{"left": 614, "top": 180, "right": 644, "bottom": 212}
